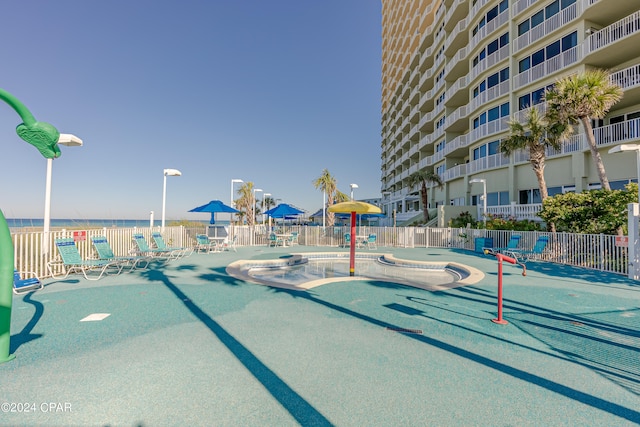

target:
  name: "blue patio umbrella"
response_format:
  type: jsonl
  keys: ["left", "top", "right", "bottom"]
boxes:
{"left": 264, "top": 203, "right": 304, "bottom": 219}
{"left": 264, "top": 204, "right": 304, "bottom": 227}
{"left": 188, "top": 200, "right": 239, "bottom": 224}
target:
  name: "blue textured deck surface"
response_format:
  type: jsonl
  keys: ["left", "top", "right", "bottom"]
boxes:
{"left": 2, "top": 246, "right": 639, "bottom": 426}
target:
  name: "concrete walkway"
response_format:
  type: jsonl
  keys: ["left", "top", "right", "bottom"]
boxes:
{"left": 2, "top": 246, "right": 639, "bottom": 426}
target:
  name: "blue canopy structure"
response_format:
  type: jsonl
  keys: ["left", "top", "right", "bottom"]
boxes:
{"left": 264, "top": 203, "right": 304, "bottom": 219}
{"left": 189, "top": 200, "right": 239, "bottom": 224}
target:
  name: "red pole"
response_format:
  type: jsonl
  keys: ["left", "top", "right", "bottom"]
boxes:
{"left": 492, "top": 256, "right": 508, "bottom": 325}
{"left": 349, "top": 211, "right": 356, "bottom": 276}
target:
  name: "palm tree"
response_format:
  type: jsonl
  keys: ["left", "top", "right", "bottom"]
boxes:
{"left": 501, "top": 107, "right": 569, "bottom": 201}
{"left": 501, "top": 107, "right": 571, "bottom": 232}
{"left": 406, "top": 170, "right": 443, "bottom": 222}
{"left": 313, "top": 169, "right": 340, "bottom": 227}
{"left": 263, "top": 195, "right": 276, "bottom": 212}
{"left": 234, "top": 181, "right": 255, "bottom": 226}
{"left": 545, "top": 69, "right": 623, "bottom": 190}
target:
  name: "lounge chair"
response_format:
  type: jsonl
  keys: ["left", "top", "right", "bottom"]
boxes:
{"left": 13, "top": 270, "right": 43, "bottom": 294}
{"left": 131, "top": 233, "right": 177, "bottom": 262}
{"left": 151, "top": 232, "right": 193, "bottom": 258}
{"left": 505, "top": 235, "right": 549, "bottom": 263}
{"left": 493, "top": 234, "right": 521, "bottom": 253}
{"left": 48, "top": 238, "right": 123, "bottom": 280}
{"left": 91, "top": 235, "right": 151, "bottom": 271}
{"left": 196, "top": 234, "right": 220, "bottom": 253}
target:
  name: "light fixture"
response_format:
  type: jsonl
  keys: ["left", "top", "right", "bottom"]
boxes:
{"left": 162, "top": 168, "right": 182, "bottom": 230}
{"left": 350, "top": 183, "right": 359, "bottom": 200}
{"left": 42, "top": 134, "right": 83, "bottom": 255}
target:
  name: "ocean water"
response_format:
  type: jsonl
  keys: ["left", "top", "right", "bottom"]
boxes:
{"left": 6, "top": 218, "right": 216, "bottom": 231}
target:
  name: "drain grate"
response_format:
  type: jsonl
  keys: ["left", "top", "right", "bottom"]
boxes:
{"left": 386, "top": 327, "right": 423, "bottom": 335}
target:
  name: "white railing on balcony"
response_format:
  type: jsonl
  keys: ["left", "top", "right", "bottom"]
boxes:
{"left": 585, "top": 10, "right": 640, "bottom": 54}
{"left": 513, "top": 0, "right": 539, "bottom": 16}
{"left": 467, "top": 153, "right": 510, "bottom": 174}
{"left": 444, "top": 134, "right": 470, "bottom": 155}
{"left": 610, "top": 63, "right": 640, "bottom": 90}
{"left": 443, "top": 46, "right": 469, "bottom": 79}
{"left": 594, "top": 118, "right": 640, "bottom": 146}
{"left": 483, "top": 203, "right": 543, "bottom": 221}
{"left": 443, "top": 163, "right": 468, "bottom": 182}
{"left": 469, "top": 80, "right": 510, "bottom": 113}
{"left": 469, "top": 45, "right": 510, "bottom": 82}
{"left": 470, "top": 118, "right": 509, "bottom": 142}
{"left": 445, "top": 75, "right": 469, "bottom": 102}
{"left": 445, "top": 104, "right": 469, "bottom": 127}
{"left": 515, "top": 46, "right": 580, "bottom": 89}
{"left": 514, "top": 2, "right": 579, "bottom": 52}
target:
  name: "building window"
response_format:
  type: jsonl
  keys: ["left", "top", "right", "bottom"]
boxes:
{"left": 519, "top": 189, "right": 542, "bottom": 204}
{"left": 473, "top": 140, "right": 500, "bottom": 160}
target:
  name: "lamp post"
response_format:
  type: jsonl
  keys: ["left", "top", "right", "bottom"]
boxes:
{"left": 262, "top": 193, "right": 271, "bottom": 226}
{"left": 469, "top": 178, "right": 487, "bottom": 227}
{"left": 350, "top": 183, "right": 359, "bottom": 200}
{"left": 162, "top": 168, "right": 182, "bottom": 230}
{"left": 43, "top": 134, "right": 83, "bottom": 255}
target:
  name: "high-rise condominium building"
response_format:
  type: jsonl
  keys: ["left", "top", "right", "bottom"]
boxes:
{"left": 380, "top": 0, "right": 640, "bottom": 225}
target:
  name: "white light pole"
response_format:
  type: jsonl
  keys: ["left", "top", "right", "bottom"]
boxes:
{"left": 149, "top": 211, "right": 154, "bottom": 228}
{"left": 43, "top": 134, "right": 83, "bottom": 255}
{"left": 262, "top": 193, "right": 271, "bottom": 226}
{"left": 162, "top": 168, "right": 182, "bottom": 230}
{"left": 350, "top": 183, "right": 359, "bottom": 200}
{"left": 230, "top": 178, "right": 243, "bottom": 223}
{"left": 469, "top": 178, "right": 487, "bottom": 227}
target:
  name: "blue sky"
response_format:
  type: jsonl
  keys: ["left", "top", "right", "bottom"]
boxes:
{"left": 0, "top": 0, "right": 382, "bottom": 221}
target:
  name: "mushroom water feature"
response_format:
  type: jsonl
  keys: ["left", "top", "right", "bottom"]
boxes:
{"left": 328, "top": 201, "right": 382, "bottom": 276}
{"left": 0, "top": 88, "right": 69, "bottom": 363}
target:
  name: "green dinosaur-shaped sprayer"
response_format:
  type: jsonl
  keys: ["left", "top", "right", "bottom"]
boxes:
{"left": 0, "top": 88, "right": 61, "bottom": 363}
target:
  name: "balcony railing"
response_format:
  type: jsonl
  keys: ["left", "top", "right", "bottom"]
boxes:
{"left": 514, "top": 2, "right": 579, "bottom": 52}
{"left": 515, "top": 46, "right": 580, "bottom": 89}
{"left": 585, "top": 10, "right": 640, "bottom": 54}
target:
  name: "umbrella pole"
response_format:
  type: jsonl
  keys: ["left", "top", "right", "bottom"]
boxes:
{"left": 350, "top": 211, "right": 356, "bottom": 276}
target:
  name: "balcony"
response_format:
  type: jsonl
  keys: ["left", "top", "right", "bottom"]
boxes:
{"left": 514, "top": 2, "right": 580, "bottom": 53}
{"left": 584, "top": 10, "right": 640, "bottom": 68}
{"left": 515, "top": 46, "right": 580, "bottom": 90}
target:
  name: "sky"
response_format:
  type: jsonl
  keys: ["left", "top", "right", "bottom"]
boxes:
{"left": 0, "top": 0, "right": 382, "bottom": 221}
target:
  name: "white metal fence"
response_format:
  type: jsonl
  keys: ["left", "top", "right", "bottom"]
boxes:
{"left": 11, "top": 225, "right": 630, "bottom": 279}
